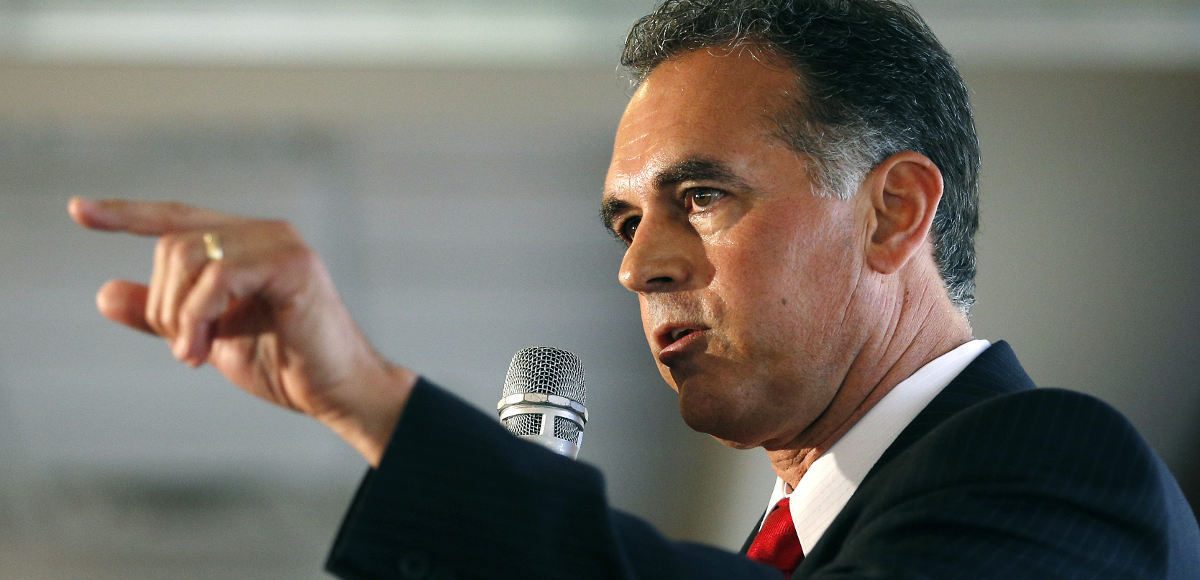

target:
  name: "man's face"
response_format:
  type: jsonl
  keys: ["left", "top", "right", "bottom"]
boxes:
{"left": 602, "top": 48, "right": 870, "bottom": 449}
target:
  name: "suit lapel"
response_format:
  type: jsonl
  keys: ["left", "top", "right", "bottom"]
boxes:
{"left": 872, "top": 340, "right": 1035, "bottom": 472}
{"left": 793, "top": 341, "right": 1037, "bottom": 577}
{"left": 738, "top": 341, "right": 1036, "bottom": 559}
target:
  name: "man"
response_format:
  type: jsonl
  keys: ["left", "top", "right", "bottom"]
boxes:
{"left": 70, "top": 0, "right": 1199, "bottom": 578}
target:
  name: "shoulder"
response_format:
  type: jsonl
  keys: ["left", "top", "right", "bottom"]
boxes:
{"left": 819, "top": 388, "right": 1198, "bottom": 578}
{"left": 938, "top": 387, "right": 1143, "bottom": 455}
{"left": 891, "top": 387, "right": 1158, "bottom": 495}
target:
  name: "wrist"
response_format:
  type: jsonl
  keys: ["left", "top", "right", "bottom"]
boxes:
{"left": 322, "top": 359, "right": 419, "bottom": 468}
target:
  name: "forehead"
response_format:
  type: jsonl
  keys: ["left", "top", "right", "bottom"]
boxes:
{"left": 606, "top": 48, "right": 798, "bottom": 193}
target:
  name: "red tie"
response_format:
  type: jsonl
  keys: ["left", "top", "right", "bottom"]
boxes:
{"left": 746, "top": 497, "right": 805, "bottom": 576}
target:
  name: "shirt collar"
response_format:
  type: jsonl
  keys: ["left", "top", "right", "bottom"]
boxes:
{"left": 760, "top": 339, "right": 991, "bottom": 553}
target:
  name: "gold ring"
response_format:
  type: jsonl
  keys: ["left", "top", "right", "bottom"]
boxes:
{"left": 201, "top": 232, "right": 224, "bottom": 261}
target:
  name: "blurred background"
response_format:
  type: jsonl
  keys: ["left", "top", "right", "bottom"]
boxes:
{"left": 1, "top": 0, "right": 1198, "bottom": 577}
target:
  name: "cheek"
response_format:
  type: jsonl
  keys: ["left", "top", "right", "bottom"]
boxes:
{"left": 707, "top": 252, "right": 799, "bottom": 355}
{"left": 712, "top": 224, "right": 818, "bottom": 306}
{"left": 711, "top": 216, "right": 858, "bottom": 334}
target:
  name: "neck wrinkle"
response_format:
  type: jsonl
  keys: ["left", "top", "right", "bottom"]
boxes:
{"left": 766, "top": 274, "right": 970, "bottom": 488}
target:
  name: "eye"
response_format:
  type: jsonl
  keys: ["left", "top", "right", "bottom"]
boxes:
{"left": 617, "top": 216, "right": 641, "bottom": 243}
{"left": 686, "top": 188, "right": 725, "bottom": 211}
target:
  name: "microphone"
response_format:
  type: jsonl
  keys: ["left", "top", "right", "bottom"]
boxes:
{"left": 496, "top": 346, "right": 588, "bottom": 459}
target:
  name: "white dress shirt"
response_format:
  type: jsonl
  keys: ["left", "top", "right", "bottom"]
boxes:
{"left": 758, "top": 339, "right": 992, "bottom": 554}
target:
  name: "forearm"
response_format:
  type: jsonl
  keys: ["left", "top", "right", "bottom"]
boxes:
{"left": 326, "top": 378, "right": 780, "bottom": 580}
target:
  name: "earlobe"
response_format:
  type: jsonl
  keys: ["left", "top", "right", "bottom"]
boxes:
{"left": 864, "top": 152, "right": 943, "bottom": 275}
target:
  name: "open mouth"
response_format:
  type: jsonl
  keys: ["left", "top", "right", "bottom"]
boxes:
{"left": 670, "top": 328, "right": 696, "bottom": 342}
{"left": 656, "top": 325, "right": 706, "bottom": 366}
{"left": 659, "top": 325, "right": 707, "bottom": 350}
{"left": 654, "top": 323, "right": 708, "bottom": 355}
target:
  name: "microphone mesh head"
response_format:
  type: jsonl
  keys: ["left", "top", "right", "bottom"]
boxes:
{"left": 501, "top": 346, "right": 586, "bottom": 405}
{"left": 503, "top": 413, "right": 542, "bottom": 437}
{"left": 552, "top": 416, "right": 581, "bottom": 443}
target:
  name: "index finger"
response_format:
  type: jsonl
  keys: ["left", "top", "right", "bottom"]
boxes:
{"left": 69, "top": 197, "right": 246, "bottom": 236}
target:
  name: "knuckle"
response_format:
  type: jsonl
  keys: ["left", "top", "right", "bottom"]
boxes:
{"left": 287, "top": 243, "right": 319, "bottom": 271}
{"left": 206, "top": 261, "right": 230, "bottom": 285}
{"left": 266, "top": 219, "right": 299, "bottom": 240}
{"left": 169, "top": 237, "right": 199, "bottom": 268}
{"left": 160, "top": 202, "right": 191, "bottom": 228}
{"left": 177, "top": 309, "right": 200, "bottom": 330}
{"left": 163, "top": 201, "right": 190, "bottom": 215}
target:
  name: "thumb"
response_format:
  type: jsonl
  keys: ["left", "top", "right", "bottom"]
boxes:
{"left": 97, "top": 279, "right": 155, "bottom": 336}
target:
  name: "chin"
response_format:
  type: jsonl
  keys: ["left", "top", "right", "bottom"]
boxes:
{"left": 677, "top": 391, "right": 765, "bottom": 449}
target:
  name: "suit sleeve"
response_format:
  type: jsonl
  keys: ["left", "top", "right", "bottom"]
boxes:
{"left": 803, "top": 389, "right": 1200, "bottom": 580}
{"left": 324, "top": 378, "right": 781, "bottom": 580}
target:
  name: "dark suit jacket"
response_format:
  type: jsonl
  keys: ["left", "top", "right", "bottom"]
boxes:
{"left": 325, "top": 342, "right": 1200, "bottom": 579}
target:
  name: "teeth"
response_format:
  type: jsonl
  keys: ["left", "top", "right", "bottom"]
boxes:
{"left": 670, "top": 328, "right": 692, "bottom": 342}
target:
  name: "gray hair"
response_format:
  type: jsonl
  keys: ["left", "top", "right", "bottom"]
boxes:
{"left": 622, "top": 0, "right": 981, "bottom": 314}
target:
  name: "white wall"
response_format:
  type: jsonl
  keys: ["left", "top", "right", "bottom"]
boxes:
{"left": 0, "top": 60, "right": 1196, "bottom": 575}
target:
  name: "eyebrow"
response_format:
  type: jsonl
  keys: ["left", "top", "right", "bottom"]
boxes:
{"left": 599, "top": 157, "right": 751, "bottom": 233}
{"left": 653, "top": 157, "right": 751, "bottom": 191}
{"left": 599, "top": 198, "right": 633, "bottom": 236}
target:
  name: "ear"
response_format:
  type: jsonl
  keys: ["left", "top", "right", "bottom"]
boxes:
{"left": 862, "top": 152, "right": 944, "bottom": 275}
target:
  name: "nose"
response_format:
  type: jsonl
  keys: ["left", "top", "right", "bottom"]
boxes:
{"left": 618, "top": 216, "right": 706, "bottom": 293}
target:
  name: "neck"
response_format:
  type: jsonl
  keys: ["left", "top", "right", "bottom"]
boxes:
{"left": 767, "top": 277, "right": 972, "bottom": 489}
